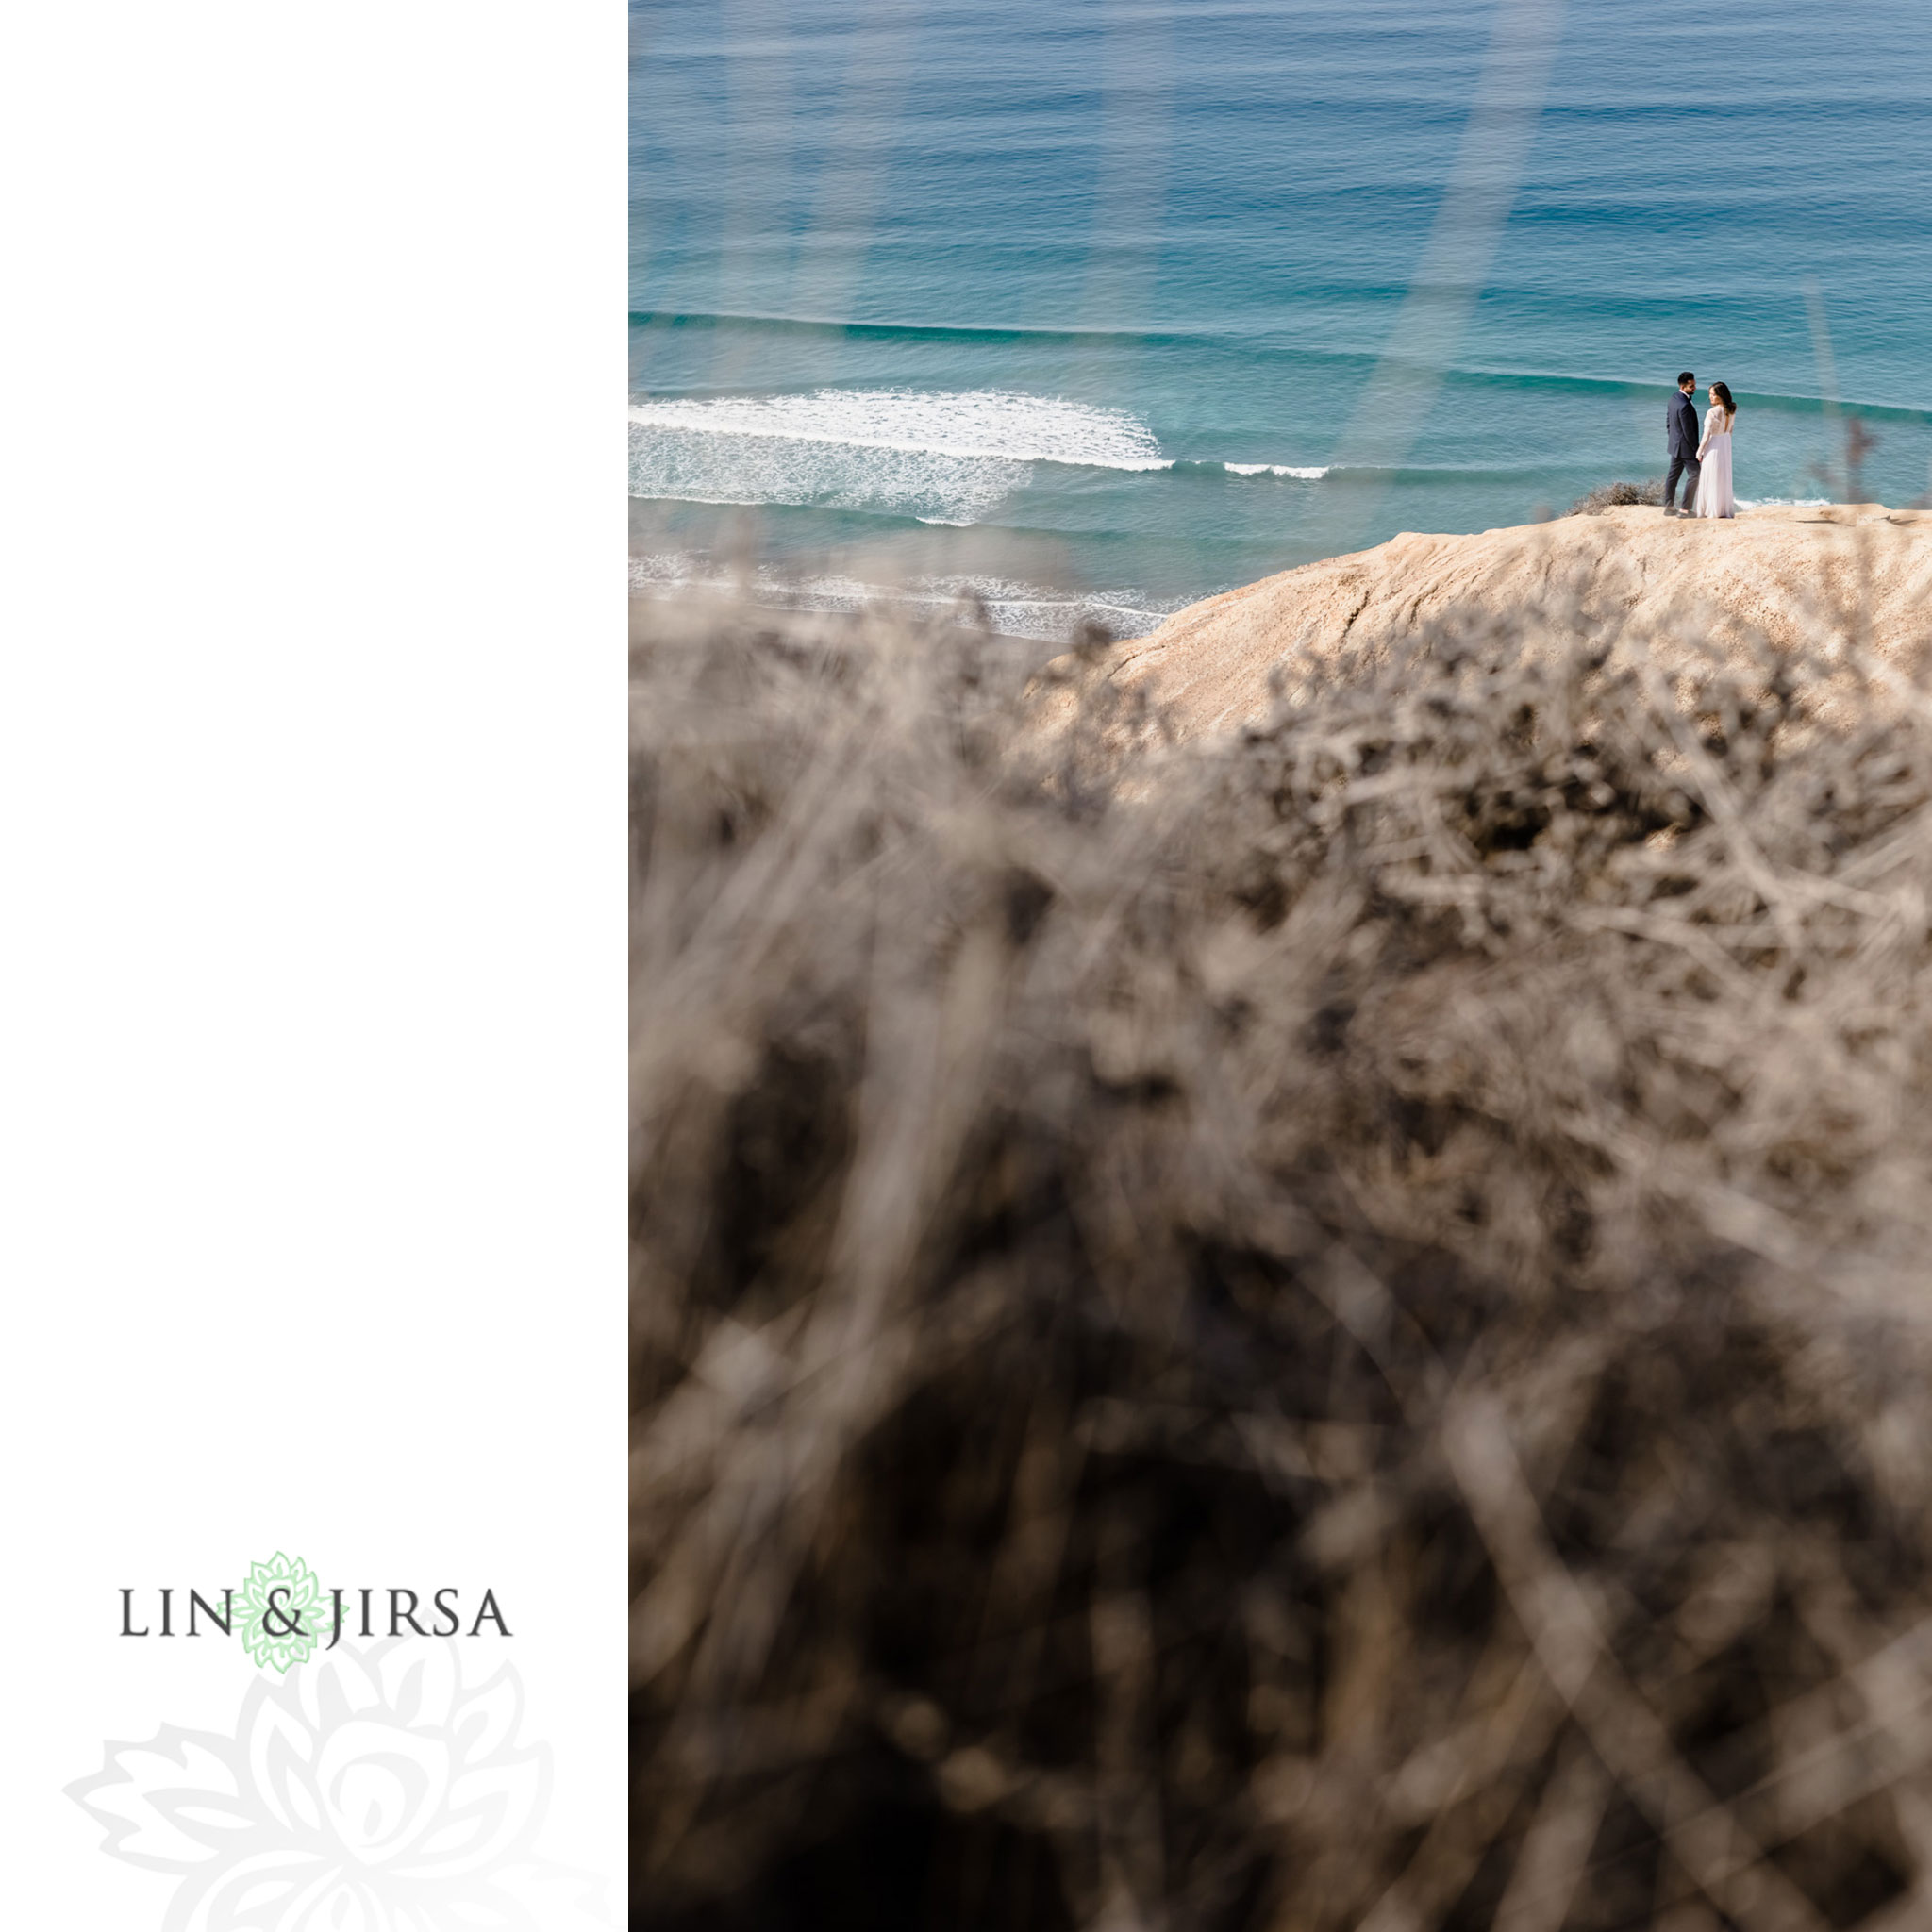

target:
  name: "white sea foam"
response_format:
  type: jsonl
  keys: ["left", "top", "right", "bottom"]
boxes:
{"left": 629, "top": 387, "right": 1172, "bottom": 527}
{"left": 630, "top": 388, "right": 1170, "bottom": 469}
{"left": 627, "top": 387, "right": 1353, "bottom": 523}
{"left": 1224, "top": 461, "right": 1329, "bottom": 479}
{"left": 629, "top": 425, "right": 1026, "bottom": 525}
{"left": 1736, "top": 496, "right": 1833, "bottom": 509}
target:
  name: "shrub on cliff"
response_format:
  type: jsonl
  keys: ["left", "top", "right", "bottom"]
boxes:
{"left": 632, "top": 573, "right": 1932, "bottom": 1932}
{"left": 1567, "top": 477, "right": 1666, "bottom": 514}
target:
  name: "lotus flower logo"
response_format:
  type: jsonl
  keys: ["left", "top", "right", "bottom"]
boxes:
{"left": 66, "top": 1640, "right": 607, "bottom": 1930}
{"left": 236, "top": 1552, "right": 327, "bottom": 1673}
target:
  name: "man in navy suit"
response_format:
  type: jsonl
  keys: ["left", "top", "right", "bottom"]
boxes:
{"left": 1664, "top": 372, "right": 1700, "bottom": 516}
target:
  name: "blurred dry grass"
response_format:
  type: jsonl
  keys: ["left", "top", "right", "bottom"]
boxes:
{"left": 631, "top": 558, "right": 1932, "bottom": 1932}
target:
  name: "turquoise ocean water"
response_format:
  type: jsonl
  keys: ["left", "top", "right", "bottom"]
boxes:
{"left": 631, "top": 0, "right": 1931, "bottom": 638}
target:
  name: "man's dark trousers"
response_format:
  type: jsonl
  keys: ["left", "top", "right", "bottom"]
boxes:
{"left": 1665, "top": 387, "right": 1700, "bottom": 510}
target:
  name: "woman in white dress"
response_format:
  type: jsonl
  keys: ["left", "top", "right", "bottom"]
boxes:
{"left": 1693, "top": 381, "right": 1738, "bottom": 518}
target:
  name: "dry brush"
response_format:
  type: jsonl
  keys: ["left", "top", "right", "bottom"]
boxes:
{"left": 632, "top": 555, "right": 1932, "bottom": 1932}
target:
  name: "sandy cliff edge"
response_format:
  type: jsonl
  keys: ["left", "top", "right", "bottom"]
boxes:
{"left": 1070, "top": 504, "right": 1932, "bottom": 744}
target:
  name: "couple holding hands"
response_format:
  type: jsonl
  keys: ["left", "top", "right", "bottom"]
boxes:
{"left": 1664, "top": 371, "right": 1738, "bottom": 518}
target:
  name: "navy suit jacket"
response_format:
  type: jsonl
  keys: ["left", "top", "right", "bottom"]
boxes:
{"left": 1667, "top": 389, "right": 1700, "bottom": 459}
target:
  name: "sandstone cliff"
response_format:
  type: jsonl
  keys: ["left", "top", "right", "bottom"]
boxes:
{"left": 1091, "top": 503, "right": 1932, "bottom": 743}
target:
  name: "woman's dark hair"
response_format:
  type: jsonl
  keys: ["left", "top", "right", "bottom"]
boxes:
{"left": 1712, "top": 380, "right": 1737, "bottom": 417}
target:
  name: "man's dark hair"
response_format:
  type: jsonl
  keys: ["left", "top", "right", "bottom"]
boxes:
{"left": 1678, "top": 371, "right": 1696, "bottom": 388}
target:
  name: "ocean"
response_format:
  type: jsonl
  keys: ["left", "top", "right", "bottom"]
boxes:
{"left": 630, "top": 0, "right": 1932, "bottom": 639}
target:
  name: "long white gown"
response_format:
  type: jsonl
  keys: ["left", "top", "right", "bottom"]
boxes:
{"left": 1693, "top": 408, "right": 1736, "bottom": 518}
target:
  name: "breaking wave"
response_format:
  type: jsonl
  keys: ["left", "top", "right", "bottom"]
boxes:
{"left": 629, "top": 387, "right": 1172, "bottom": 525}
{"left": 628, "top": 388, "right": 1170, "bottom": 468}
{"left": 1224, "top": 462, "right": 1330, "bottom": 479}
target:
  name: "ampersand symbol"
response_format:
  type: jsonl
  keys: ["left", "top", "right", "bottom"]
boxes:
{"left": 263, "top": 1586, "right": 305, "bottom": 1637}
